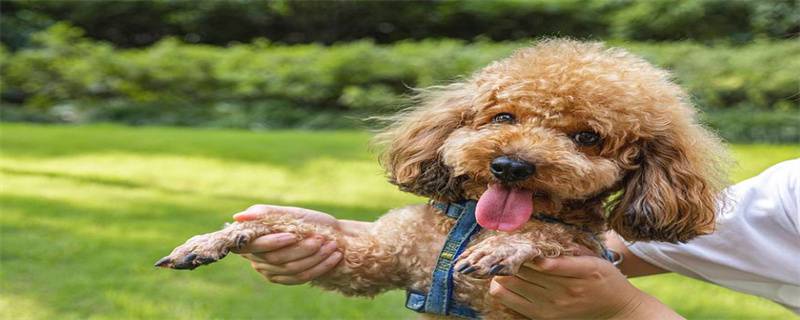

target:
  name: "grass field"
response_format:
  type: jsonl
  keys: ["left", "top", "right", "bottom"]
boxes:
{"left": 1, "top": 123, "right": 798, "bottom": 319}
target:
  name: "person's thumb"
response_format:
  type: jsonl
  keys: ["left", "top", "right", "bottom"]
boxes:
{"left": 233, "top": 205, "right": 281, "bottom": 222}
{"left": 233, "top": 210, "right": 259, "bottom": 221}
{"left": 232, "top": 204, "right": 314, "bottom": 222}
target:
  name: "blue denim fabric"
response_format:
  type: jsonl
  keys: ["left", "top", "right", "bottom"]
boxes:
{"left": 405, "top": 200, "right": 481, "bottom": 319}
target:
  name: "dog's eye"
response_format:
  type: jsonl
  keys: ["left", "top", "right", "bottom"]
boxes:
{"left": 492, "top": 113, "right": 515, "bottom": 124}
{"left": 572, "top": 131, "right": 601, "bottom": 146}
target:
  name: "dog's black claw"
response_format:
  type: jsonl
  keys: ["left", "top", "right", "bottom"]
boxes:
{"left": 197, "top": 256, "right": 217, "bottom": 265}
{"left": 183, "top": 253, "right": 198, "bottom": 263}
{"left": 489, "top": 265, "right": 505, "bottom": 275}
{"left": 172, "top": 253, "right": 198, "bottom": 270}
{"left": 154, "top": 256, "right": 172, "bottom": 268}
{"left": 234, "top": 235, "right": 247, "bottom": 249}
{"left": 460, "top": 266, "right": 477, "bottom": 274}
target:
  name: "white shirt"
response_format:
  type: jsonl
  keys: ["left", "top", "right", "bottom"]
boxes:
{"left": 628, "top": 159, "right": 800, "bottom": 314}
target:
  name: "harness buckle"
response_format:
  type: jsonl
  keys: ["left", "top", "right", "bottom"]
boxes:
{"left": 405, "top": 291, "right": 427, "bottom": 312}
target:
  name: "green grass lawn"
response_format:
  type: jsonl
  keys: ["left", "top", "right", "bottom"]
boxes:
{"left": 1, "top": 123, "right": 798, "bottom": 319}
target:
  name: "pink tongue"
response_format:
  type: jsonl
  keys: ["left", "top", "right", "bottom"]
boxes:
{"left": 476, "top": 184, "right": 534, "bottom": 231}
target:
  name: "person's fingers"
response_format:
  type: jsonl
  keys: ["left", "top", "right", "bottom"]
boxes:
{"left": 525, "top": 255, "right": 606, "bottom": 278}
{"left": 241, "top": 253, "right": 267, "bottom": 263}
{"left": 493, "top": 274, "right": 550, "bottom": 299}
{"left": 233, "top": 204, "right": 323, "bottom": 222}
{"left": 489, "top": 279, "right": 539, "bottom": 318}
{"left": 251, "top": 260, "right": 272, "bottom": 273}
{"left": 235, "top": 233, "right": 299, "bottom": 254}
{"left": 254, "top": 241, "right": 338, "bottom": 275}
{"left": 512, "top": 264, "right": 579, "bottom": 292}
{"left": 252, "top": 236, "right": 325, "bottom": 264}
{"left": 268, "top": 251, "right": 343, "bottom": 285}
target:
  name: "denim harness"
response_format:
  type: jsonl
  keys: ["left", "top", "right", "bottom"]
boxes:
{"left": 405, "top": 200, "right": 482, "bottom": 318}
{"left": 405, "top": 200, "right": 617, "bottom": 319}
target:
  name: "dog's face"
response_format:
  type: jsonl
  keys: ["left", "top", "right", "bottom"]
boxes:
{"left": 377, "top": 40, "right": 728, "bottom": 243}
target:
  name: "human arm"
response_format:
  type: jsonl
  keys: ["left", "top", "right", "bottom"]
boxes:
{"left": 606, "top": 231, "right": 669, "bottom": 277}
{"left": 490, "top": 231, "right": 680, "bottom": 319}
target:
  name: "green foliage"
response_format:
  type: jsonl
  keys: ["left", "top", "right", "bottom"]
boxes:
{"left": 0, "top": 24, "right": 513, "bottom": 128}
{"left": 621, "top": 41, "right": 800, "bottom": 112}
{"left": 702, "top": 109, "right": 800, "bottom": 143}
{"left": 2, "top": 24, "right": 798, "bottom": 138}
{"left": 1, "top": 123, "right": 799, "bottom": 319}
{"left": 2, "top": 0, "right": 797, "bottom": 49}
{"left": 608, "top": 0, "right": 800, "bottom": 42}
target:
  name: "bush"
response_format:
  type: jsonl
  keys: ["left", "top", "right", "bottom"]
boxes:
{"left": 608, "top": 0, "right": 799, "bottom": 42}
{"left": 702, "top": 109, "right": 800, "bottom": 143}
{"left": 1, "top": 24, "right": 798, "bottom": 140}
{"left": 2, "top": 0, "right": 797, "bottom": 50}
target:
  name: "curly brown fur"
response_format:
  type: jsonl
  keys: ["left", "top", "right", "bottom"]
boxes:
{"left": 158, "top": 39, "right": 729, "bottom": 319}
{"left": 378, "top": 39, "right": 728, "bottom": 242}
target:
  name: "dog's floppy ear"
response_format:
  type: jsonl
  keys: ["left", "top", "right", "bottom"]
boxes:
{"left": 608, "top": 113, "right": 728, "bottom": 243}
{"left": 375, "top": 83, "right": 476, "bottom": 201}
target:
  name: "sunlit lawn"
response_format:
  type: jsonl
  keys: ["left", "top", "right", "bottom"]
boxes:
{"left": 1, "top": 123, "right": 798, "bottom": 319}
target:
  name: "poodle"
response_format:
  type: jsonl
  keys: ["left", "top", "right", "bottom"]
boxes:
{"left": 155, "top": 39, "right": 728, "bottom": 319}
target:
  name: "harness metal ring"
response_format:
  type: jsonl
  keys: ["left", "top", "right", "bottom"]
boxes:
{"left": 607, "top": 249, "right": 624, "bottom": 267}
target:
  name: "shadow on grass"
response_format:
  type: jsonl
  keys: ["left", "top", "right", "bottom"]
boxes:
{"left": 0, "top": 167, "right": 414, "bottom": 219}
{"left": 0, "top": 166, "right": 259, "bottom": 204}
{"left": 0, "top": 124, "right": 376, "bottom": 168}
{"left": 0, "top": 192, "right": 396, "bottom": 241}
{"left": 1, "top": 167, "right": 144, "bottom": 189}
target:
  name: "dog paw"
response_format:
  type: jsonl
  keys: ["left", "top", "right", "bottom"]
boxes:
{"left": 454, "top": 237, "right": 539, "bottom": 278}
{"left": 155, "top": 232, "right": 248, "bottom": 270}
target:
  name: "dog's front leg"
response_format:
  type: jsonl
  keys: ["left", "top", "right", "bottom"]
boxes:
{"left": 310, "top": 204, "right": 449, "bottom": 297}
{"left": 454, "top": 223, "right": 573, "bottom": 278}
{"left": 309, "top": 232, "right": 407, "bottom": 297}
{"left": 156, "top": 207, "right": 422, "bottom": 297}
{"left": 155, "top": 215, "right": 331, "bottom": 270}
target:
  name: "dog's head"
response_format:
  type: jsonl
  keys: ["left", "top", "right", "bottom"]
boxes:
{"left": 376, "top": 40, "right": 728, "bottom": 243}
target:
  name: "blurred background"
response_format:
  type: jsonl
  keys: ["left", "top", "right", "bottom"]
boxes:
{"left": 0, "top": 1, "right": 798, "bottom": 319}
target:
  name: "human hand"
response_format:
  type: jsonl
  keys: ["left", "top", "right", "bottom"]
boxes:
{"left": 490, "top": 254, "right": 682, "bottom": 319}
{"left": 233, "top": 205, "right": 344, "bottom": 285}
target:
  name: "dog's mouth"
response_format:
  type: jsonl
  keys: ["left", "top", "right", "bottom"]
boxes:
{"left": 475, "top": 183, "right": 537, "bottom": 232}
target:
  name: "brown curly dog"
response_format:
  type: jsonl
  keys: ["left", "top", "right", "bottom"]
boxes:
{"left": 156, "top": 39, "right": 728, "bottom": 319}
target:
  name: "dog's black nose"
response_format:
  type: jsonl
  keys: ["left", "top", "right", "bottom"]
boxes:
{"left": 490, "top": 156, "right": 535, "bottom": 182}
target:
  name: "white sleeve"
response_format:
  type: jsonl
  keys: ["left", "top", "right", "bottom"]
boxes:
{"left": 627, "top": 159, "right": 800, "bottom": 314}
